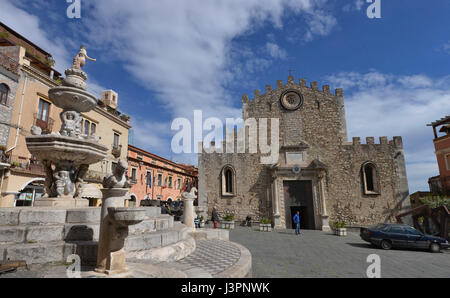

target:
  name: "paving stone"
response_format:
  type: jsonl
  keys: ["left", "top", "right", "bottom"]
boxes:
{"left": 229, "top": 226, "right": 450, "bottom": 278}
{"left": 177, "top": 239, "right": 241, "bottom": 276}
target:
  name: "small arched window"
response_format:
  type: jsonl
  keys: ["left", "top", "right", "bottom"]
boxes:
{"left": 0, "top": 83, "right": 10, "bottom": 105}
{"left": 221, "top": 165, "right": 236, "bottom": 197}
{"left": 361, "top": 162, "right": 380, "bottom": 195}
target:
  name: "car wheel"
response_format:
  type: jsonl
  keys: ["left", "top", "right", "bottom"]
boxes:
{"left": 381, "top": 240, "right": 392, "bottom": 250}
{"left": 430, "top": 243, "right": 441, "bottom": 253}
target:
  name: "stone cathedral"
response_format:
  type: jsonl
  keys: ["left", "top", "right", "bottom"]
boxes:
{"left": 198, "top": 75, "right": 410, "bottom": 230}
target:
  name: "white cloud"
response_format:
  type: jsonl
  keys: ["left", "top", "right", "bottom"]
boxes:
{"left": 266, "top": 42, "right": 287, "bottom": 59}
{"left": 78, "top": 0, "right": 337, "bottom": 155}
{"left": 304, "top": 10, "right": 337, "bottom": 42}
{"left": 0, "top": 0, "right": 71, "bottom": 72}
{"left": 326, "top": 71, "right": 449, "bottom": 193}
{"left": 343, "top": 0, "right": 364, "bottom": 12}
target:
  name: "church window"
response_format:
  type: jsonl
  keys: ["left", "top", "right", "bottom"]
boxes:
{"left": 362, "top": 162, "right": 380, "bottom": 195}
{"left": 221, "top": 165, "right": 236, "bottom": 197}
{"left": 0, "top": 83, "right": 9, "bottom": 105}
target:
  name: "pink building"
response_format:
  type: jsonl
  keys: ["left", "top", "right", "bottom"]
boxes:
{"left": 127, "top": 144, "right": 198, "bottom": 206}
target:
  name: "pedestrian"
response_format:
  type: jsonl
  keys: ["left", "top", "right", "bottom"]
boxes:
{"left": 194, "top": 216, "right": 199, "bottom": 229}
{"left": 161, "top": 203, "right": 168, "bottom": 214}
{"left": 293, "top": 211, "right": 301, "bottom": 235}
{"left": 212, "top": 207, "right": 219, "bottom": 229}
{"left": 245, "top": 215, "right": 252, "bottom": 227}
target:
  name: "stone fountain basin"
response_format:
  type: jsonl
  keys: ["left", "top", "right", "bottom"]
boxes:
{"left": 48, "top": 86, "right": 98, "bottom": 112}
{"left": 108, "top": 207, "right": 146, "bottom": 227}
{"left": 26, "top": 134, "right": 108, "bottom": 165}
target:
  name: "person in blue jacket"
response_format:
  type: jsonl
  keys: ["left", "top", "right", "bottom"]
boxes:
{"left": 293, "top": 211, "right": 301, "bottom": 235}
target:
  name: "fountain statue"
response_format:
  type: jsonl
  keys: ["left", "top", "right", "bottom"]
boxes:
{"left": 25, "top": 46, "right": 108, "bottom": 207}
{"left": 95, "top": 159, "right": 145, "bottom": 275}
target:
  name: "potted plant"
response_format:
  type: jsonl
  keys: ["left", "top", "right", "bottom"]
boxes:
{"left": 333, "top": 221, "right": 347, "bottom": 236}
{"left": 259, "top": 218, "right": 272, "bottom": 232}
{"left": 221, "top": 214, "right": 235, "bottom": 229}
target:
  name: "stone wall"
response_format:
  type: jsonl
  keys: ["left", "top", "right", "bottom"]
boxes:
{"left": 0, "top": 52, "right": 20, "bottom": 147}
{"left": 199, "top": 75, "right": 410, "bottom": 227}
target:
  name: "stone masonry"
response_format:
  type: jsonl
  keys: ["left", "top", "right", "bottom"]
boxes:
{"left": 198, "top": 75, "right": 410, "bottom": 229}
{"left": 0, "top": 46, "right": 20, "bottom": 147}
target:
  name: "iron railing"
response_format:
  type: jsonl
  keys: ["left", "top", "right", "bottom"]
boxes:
{"left": 33, "top": 113, "right": 55, "bottom": 134}
{"left": 8, "top": 155, "right": 45, "bottom": 176}
{"left": 112, "top": 144, "right": 122, "bottom": 158}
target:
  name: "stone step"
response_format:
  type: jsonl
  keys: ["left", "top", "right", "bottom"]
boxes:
{"left": 125, "top": 224, "right": 189, "bottom": 252}
{"left": 0, "top": 214, "right": 174, "bottom": 244}
{"left": 0, "top": 224, "right": 191, "bottom": 265}
{"left": 0, "top": 241, "right": 74, "bottom": 265}
{"left": 0, "top": 206, "right": 162, "bottom": 226}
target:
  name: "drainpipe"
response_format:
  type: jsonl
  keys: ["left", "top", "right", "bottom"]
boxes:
{"left": 6, "top": 74, "right": 28, "bottom": 155}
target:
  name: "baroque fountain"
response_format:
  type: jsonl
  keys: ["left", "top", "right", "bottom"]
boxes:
{"left": 25, "top": 46, "right": 147, "bottom": 275}
{"left": 26, "top": 46, "right": 108, "bottom": 207}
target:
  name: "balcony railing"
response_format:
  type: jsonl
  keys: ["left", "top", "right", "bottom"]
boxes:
{"left": 0, "top": 52, "right": 19, "bottom": 75}
{"left": 8, "top": 155, "right": 45, "bottom": 176}
{"left": 85, "top": 170, "right": 106, "bottom": 183}
{"left": 112, "top": 144, "right": 122, "bottom": 158}
{"left": 33, "top": 113, "right": 55, "bottom": 134}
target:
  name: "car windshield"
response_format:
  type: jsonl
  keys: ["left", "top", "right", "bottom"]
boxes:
{"left": 370, "top": 224, "right": 387, "bottom": 230}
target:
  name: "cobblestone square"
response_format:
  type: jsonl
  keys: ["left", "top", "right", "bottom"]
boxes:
{"left": 229, "top": 227, "right": 450, "bottom": 278}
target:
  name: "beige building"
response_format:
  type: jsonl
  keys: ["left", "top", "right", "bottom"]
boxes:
{"left": 0, "top": 22, "right": 130, "bottom": 207}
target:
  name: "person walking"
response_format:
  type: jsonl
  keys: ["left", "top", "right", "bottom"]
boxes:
{"left": 293, "top": 211, "right": 301, "bottom": 235}
{"left": 194, "top": 216, "right": 199, "bottom": 229}
{"left": 212, "top": 207, "right": 219, "bottom": 229}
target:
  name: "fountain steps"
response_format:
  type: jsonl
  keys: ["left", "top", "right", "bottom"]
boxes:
{"left": 0, "top": 207, "right": 194, "bottom": 265}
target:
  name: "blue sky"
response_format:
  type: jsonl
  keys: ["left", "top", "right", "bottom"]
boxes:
{"left": 1, "top": 0, "right": 450, "bottom": 193}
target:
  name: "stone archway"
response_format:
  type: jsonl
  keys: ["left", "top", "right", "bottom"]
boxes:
{"left": 16, "top": 178, "right": 45, "bottom": 207}
{"left": 128, "top": 193, "right": 137, "bottom": 207}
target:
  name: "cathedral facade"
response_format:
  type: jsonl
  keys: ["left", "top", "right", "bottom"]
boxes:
{"left": 198, "top": 75, "right": 410, "bottom": 230}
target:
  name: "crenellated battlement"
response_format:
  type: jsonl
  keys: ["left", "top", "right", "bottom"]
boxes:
{"left": 348, "top": 136, "right": 403, "bottom": 148}
{"left": 242, "top": 75, "right": 344, "bottom": 103}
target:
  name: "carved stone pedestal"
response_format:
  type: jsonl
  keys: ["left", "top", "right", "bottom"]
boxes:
{"left": 33, "top": 196, "right": 89, "bottom": 207}
{"left": 321, "top": 215, "right": 331, "bottom": 232}
{"left": 183, "top": 197, "right": 195, "bottom": 229}
{"left": 95, "top": 188, "right": 145, "bottom": 275}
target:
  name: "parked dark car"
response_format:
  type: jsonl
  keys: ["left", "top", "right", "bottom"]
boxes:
{"left": 360, "top": 223, "right": 449, "bottom": 253}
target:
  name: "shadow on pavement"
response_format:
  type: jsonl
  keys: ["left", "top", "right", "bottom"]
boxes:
{"left": 346, "top": 242, "right": 375, "bottom": 249}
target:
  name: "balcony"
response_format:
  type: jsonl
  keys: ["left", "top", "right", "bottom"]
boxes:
{"left": 85, "top": 170, "right": 105, "bottom": 183}
{"left": 112, "top": 144, "right": 122, "bottom": 158}
{"left": 0, "top": 52, "right": 19, "bottom": 75}
{"left": 8, "top": 155, "right": 45, "bottom": 176}
{"left": 33, "top": 113, "right": 55, "bottom": 134}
